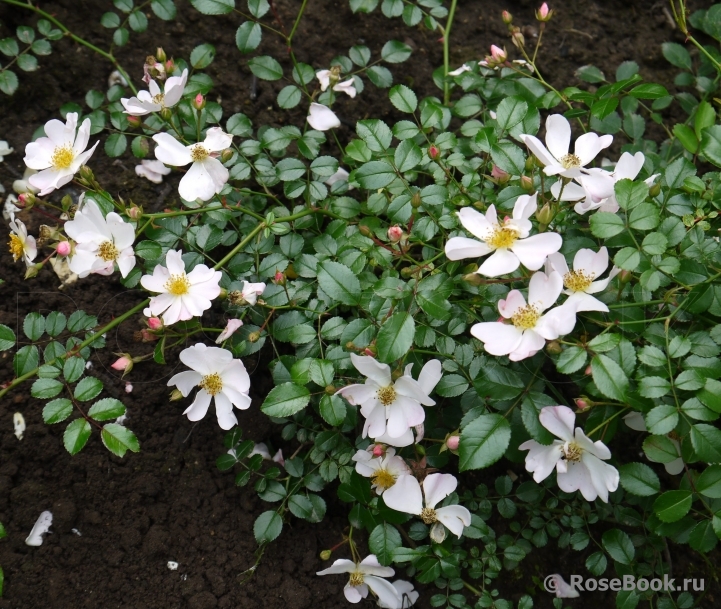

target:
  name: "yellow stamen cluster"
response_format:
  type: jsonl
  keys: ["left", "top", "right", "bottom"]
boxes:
{"left": 371, "top": 469, "right": 396, "bottom": 491}
{"left": 563, "top": 270, "right": 594, "bottom": 293}
{"left": 511, "top": 305, "right": 540, "bottom": 330}
{"left": 559, "top": 153, "right": 581, "bottom": 169}
{"left": 51, "top": 145, "right": 75, "bottom": 170}
{"left": 8, "top": 234, "right": 24, "bottom": 261}
{"left": 199, "top": 372, "right": 223, "bottom": 396}
{"left": 486, "top": 226, "right": 519, "bottom": 250}
{"left": 376, "top": 386, "right": 396, "bottom": 406}
{"left": 563, "top": 442, "right": 583, "bottom": 463}
{"left": 348, "top": 572, "right": 364, "bottom": 587}
{"left": 152, "top": 93, "right": 165, "bottom": 105}
{"left": 98, "top": 241, "right": 120, "bottom": 262}
{"left": 164, "top": 274, "right": 191, "bottom": 296}
{"left": 420, "top": 507, "right": 438, "bottom": 524}
{"left": 190, "top": 145, "right": 209, "bottom": 162}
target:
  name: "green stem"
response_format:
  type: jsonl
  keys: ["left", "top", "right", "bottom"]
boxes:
{"left": 442, "top": 0, "right": 458, "bottom": 106}
{"left": 287, "top": 0, "right": 308, "bottom": 45}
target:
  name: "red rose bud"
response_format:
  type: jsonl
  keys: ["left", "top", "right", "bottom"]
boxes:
{"left": 536, "top": 2, "right": 552, "bottom": 21}
{"left": 274, "top": 271, "right": 286, "bottom": 285}
{"left": 428, "top": 144, "right": 440, "bottom": 160}
{"left": 127, "top": 115, "right": 142, "bottom": 128}
{"left": 193, "top": 93, "right": 205, "bottom": 110}
{"left": 446, "top": 435, "right": 460, "bottom": 450}
{"left": 372, "top": 444, "right": 384, "bottom": 457}
{"left": 575, "top": 397, "right": 590, "bottom": 410}
{"left": 501, "top": 10, "right": 513, "bottom": 24}
{"left": 148, "top": 316, "right": 163, "bottom": 330}
{"left": 388, "top": 225, "right": 403, "bottom": 242}
{"left": 18, "top": 192, "right": 36, "bottom": 207}
{"left": 56, "top": 241, "right": 71, "bottom": 256}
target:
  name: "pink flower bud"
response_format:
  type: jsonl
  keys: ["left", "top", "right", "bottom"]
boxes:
{"left": 536, "top": 2, "right": 552, "bottom": 21}
{"left": 491, "top": 165, "right": 510, "bottom": 183}
{"left": 501, "top": 10, "right": 513, "bottom": 24}
{"left": 111, "top": 356, "right": 132, "bottom": 371}
{"left": 387, "top": 225, "right": 403, "bottom": 242}
{"left": 575, "top": 398, "right": 589, "bottom": 410}
{"left": 193, "top": 93, "right": 205, "bottom": 110}
{"left": 127, "top": 115, "right": 142, "bottom": 128}
{"left": 148, "top": 317, "right": 163, "bottom": 330}
{"left": 428, "top": 144, "right": 440, "bottom": 160}
{"left": 140, "top": 329, "right": 160, "bottom": 342}
{"left": 56, "top": 241, "right": 71, "bottom": 256}
{"left": 490, "top": 45, "right": 507, "bottom": 62}
{"left": 127, "top": 205, "right": 142, "bottom": 220}
{"left": 274, "top": 271, "right": 286, "bottom": 285}
{"left": 372, "top": 444, "right": 384, "bottom": 457}
{"left": 584, "top": 366, "right": 592, "bottom": 376}
{"left": 446, "top": 435, "right": 460, "bottom": 450}
{"left": 363, "top": 347, "right": 375, "bottom": 357}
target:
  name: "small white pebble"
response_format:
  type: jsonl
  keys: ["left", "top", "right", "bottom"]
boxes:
{"left": 25, "top": 511, "right": 53, "bottom": 546}
{"left": 125, "top": 382, "right": 133, "bottom": 394}
{"left": 167, "top": 561, "right": 179, "bottom": 571}
{"left": 13, "top": 412, "right": 26, "bottom": 440}
{"left": 71, "top": 528, "right": 82, "bottom": 536}
{"left": 85, "top": 361, "right": 93, "bottom": 370}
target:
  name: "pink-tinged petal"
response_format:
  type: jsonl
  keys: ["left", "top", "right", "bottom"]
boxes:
{"left": 386, "top": 403, "right": 412, "bottom": 438}
{"left": 435, "top": 505, "right": 471, "bottom": 537}
{"left": 337, "top": 383, "right": 378, "bottom": 407}
{"left": 573, "top": 132, "right": 604, "bottom": 166}
{"left": 165, "top": 249, "right": 186, "bottom": 276}
{"left": 141, "top": 267, "right": 170, "bottom": 293}
{"left": 221, "top": 359, "right": 251, "bottom": 393}
{"left": 203, "top": 127, "right": 234, "bottom": 152}
{"left": 484, "top": 204, "right": 498, "bottom": 226}
{"left": 394, "top": 376, "right": 434, "bottom": 406}
{"left": 444, "top": 237, "right": 492, "bottom": 261}
{"left": 544, "top": 114, "right": 571, "bottom": 161}
{"left": 508, "top": 329, "right": 545, "bottom": 361}
{"left": 375, "top": 428, "right": 414, "bottom": 447}
{"left": 574, "top": 428, "right": 611, "bottom": 460}
{"left": 121, "top": 97, "right": 156, "bottom": 115}
{"left": 498, "top": 290, "right": 527, "bottom": 318}
{"left": 358, "top": 554, "right": 395, "bottom": 577}
{"left": 528, "top": 270, "right": 563, "bottom": 311}
{"left": 363, "top": 403, "right": 387, "bottom": 439}
{"left": 546, "top": 252, "right": 569, "bottom": 276}
{"left": 580, "top": 453, "right": 619, "bottom": 502}
{"left": 317, "top": 559, "right": 356, "bottom": 576}
{"left": 382, "top": 474, "right": 423, "bottom": 515}
{"left": 511, "top": 233, "right": 563, "bottom": 272}
{"left": 344, "top": 584, "right": 365, "bottom": 603}
{"left": 153, "top": 133, "right": 192, "bottom": 166}
{"left": 457, "top": 207, "right": 493, "bottom": 240}
{"left": 179, "top": 159, "right": 223, "bottom": 201}
{"left": 350, "top": 353, "right": 392, "bottom": 386}
{"left": 512, "top": 193, "right": 537, "bottom": 221}
{"left": 393, "top": 395, "right": 426, "bottom": 429}
{"left": 536, "top": 304, "right": 577, "bottom": 337}
{"left": 520, "top": 133, "right": 556, "bottom": 167}
{"left": 478, "top": 249, "right": 520, "bottom": 277}
{"left": 307, "top": 103, "right": 340, "bottom": 131}
{"left": 167, "top": 370, "right": 202, "bottom": 395}
{"left": 216, "top": 319, "right": 244, "bottom": 344}
{"left": 471, "top": 322, "right": 523, "bottom": 356}
{"left": 417, "top": 359, "right": 442, "bottom": 396}
{"left": 573, "top": 247, "right": 606, "bottom": 277}
{"left": 183, "top": 389, "right": 212, "bottom": 422}
{"left": 334, "top": 78, "right": 357, "bottom": 98}
{"left": 550, "top": 180, "right": 587, "bottom": 202}
{"left": 27, "top": 168, "right": 68, "bottom": 196}
{"left": 423, "top": 473, "right": 457, "bottom": 509}
{"left": 557, "top": 461, "right": 599, "bottom": 500}
{"left": 315, "top": 70, "right": 331, "bottom": 91}
{"left": 163, "top": 69, "right": 188, "bottom": 107}
{"left": 546, "top": 574, "right": 580, "bottom": 599}
{"left": 519, "top": 439, "right": 564, "bottom": 482}
{"left": 539, "top": 405, "right": 575, "bottom": 442}
{"left": 178, "top": 343, "right": 213, "bottom": 375}
{"left": 564, "top": 291, "right": 608, "bottom": 313}
{"left": 214, "top": 392, "right": 238, "bottom": 430}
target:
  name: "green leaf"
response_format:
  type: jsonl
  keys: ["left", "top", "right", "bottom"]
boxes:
{"left": 381, "top": 40, "right": 412, "bottom": 63}
{"left": 697, "top": 465, "right": 721, "bottom": 498}
{"left": 654, "top": 490, "right": 692, "bottom": 523}
{"left": 638, "top": 377, "right": 671, "bottom": 399}
{"left": 261, "top": 383, "right": 310, "bottom": 417}
{"left": 101, "top": 423, "right": 139, "bottom": 457}
{"left": 689, "top": 520, "right": 717, "bottom": 553}
{"left": 100, "top": 11, "right": 121, "bottom": 27}
{"left": 588, "top": 333, "right": 621, "bottom": 353}
{"left": 14, "top": 345, "right": 38, "bottom": 376}
{"left": 367, "top": 65, "right": 393, "bottom": 88}
{"left": 376, "top": 312, "right": 415, "bottom": 364}
{"left": 369, "top": 523, "right": 402, "bottom": 565}
{"left": 643, "top": 434, "right": 680, "bottom": 464}
{"left": 619, "top": 462, "right": 661, "bottom": 496}
{"left": 31, "top": 378, "right": 63, "bottom": 399}
{"left": 357, "top": 119, "right": 392, "bottom": 152}
{"left": 317, "top": 260, "right": 361, "bottom": 305}
{"left": 151, "top": 0, "right": 176, "bottom": 19}
{"left": 319, "top": 395, "right": 346, "bottom": 426}
{"left": 74, "top": 376, "right": 103, "bottom": 401}
{"left": 113, "top": 27, "right": 129, "bottom": 46}
{"left": 556, "top": 346, "right": 587, "bottom": 374}
{"left": 24, "top": 312, "right": 45, "bottom": 341}
{"left": 190, "top": 43, "right": 215, "bottom": 69}
{"left": 63, "top": 418, "right": 92, "bottom": 455}
{"left": 628, "top": 83, "right": 668, "bottom": 99}
{"left": 45, "top": 311, "right": 67, "bottom": 337}
{"left": 248, "top": 0, "right": 270, "bottom": 17}
{"left": 459, "top": 414, "right": 511, "bottom": 471}
{"left": 590, "top": 212, "right": 625, "bottom": 238}
{"left": 389, "top": 84, "right": 417, "bottom": 113}
{"left": 189, "top": 0, "right": 234, "bottom": 14}
{"left": 0, "top": 324, "right": 15, "bottom": 350}
{"left": 575, "top": 64, "right": 605, "bottom": 83}
{"left": 490, "top": 141, "right": 525, "bottom": 175}
{"left": 495, "top": 96, "right": 528, "bottom": 131}
{"left": 601, "top": 529, "right": 635, "bottom": 565}
{"left": 17, "top": 54, "right": 38, "bottom": 72}
{"left": 104, "top": 133, "right": 127, "bottom": 157}
{"left": 614, "top": 179, "right": 648, "bottom": 210}
{"left": 591, "top": 96, "right": 618, "bottom": 120}
{"left": 662, "top": 42, "right": 692, "bottom": 70}
{"left": 0, "top": 70, "right": 18, "bottom": 95}
{"left": 699, "top": 379, "right": 721, "bottom": 413}
{"left": 248, "top": 55, "right": 283, "bottom": 80}
{"left": 355, "top": 160, "right": 396, "bottom": 188}
{"left": 585, "top": 551, "right": 608, "bottom": 576}
{"left": 254, "top": 510, "right": 283, "bottom": 543}
{"left": 695, "top": 100, "right": 716, "bottom": 138}
{"left": 236, "top": 21, "right": 261, "bottom": 53}
{"left": 591, "top": 354, "right": 628, "bottom": 400}
{"left": 690, "top": 424, "right": 721, "bottom": 463}
{"left": 701, "top": 125, "right": 721, "bottom": 168}
{"left": 88, "top": 397, "right": 126, "bottom": 421}
{"left": 644, "top": 404, "right": 677, "bottom": 435}
{"left": 673, "top": 123, "right": 699, "bottom": 154}
{"left": 394, "top": 139, "right": 422, "bottom": 172}
{"left": 628, "top": 203, "right": 659, "bottom": 230}
{"left": 43, "top": 398, "right": 73, "bottom": 423}
{"left": 277, "top": 85, "right": 300, "bottom": 109}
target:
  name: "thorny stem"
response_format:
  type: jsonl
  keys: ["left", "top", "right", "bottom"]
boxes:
{"left": 1, "top": 0, "right": 136, "bottom": 94}
{"left": 442, "top": 0, "right": 458, "bottom": 106}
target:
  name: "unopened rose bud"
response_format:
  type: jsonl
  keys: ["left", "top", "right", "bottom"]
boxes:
{"left": 501, "top": 10, "right": 513, "bottom": 24}
{"left": 78, "top": 166, "right": 95, "bottom": 182}
{"left": 193, "top": 93, "right": 205, "bottom": 110}
{"left": 575, "top": 397, "right": 590, "bottom": 410}
{"left": 462, "top": 263, "right": 479, "bottom": 274}
{"left": 111, "top": 356, "right": 132, "bottom": 372}
{"left": 545, "top": 340, "right": 562, "bottom": 355}
{"left": 364, "top": 345, "right": 377, "bottom": 356}
{"left": 446, "top": 435, "right": 460, "bottom": 451}
{"left": 319, "top": 550, "right": 332, "bottom": 561}
{"left": 520, "top": 175, "right": 534, "bottom": 191}
{"left": 536, "top": 2, "right": 552, "bottom": 21}
{"left": 148, "top": 317, "right": 163, "bottom": 330}
{"left": 372, "top": 444, "right": 384, "bottom": 457}
{"left": 536, "top": 203, "right": 554, "bottom": 226}
{"left": 56, "top": 241, "right": 71, "bottom": 256}
{"left": 165, "top": 59, "right": 174, "bottom": 73}
{"left": 649, "top": 183, "right": 661, "bottom": 197}
{"left": 345, "top": 341, "right": 356, "bottom": 350}
{"left": 274, "top": 271, "right": 286, "bottom": 285}
{"left": 358, "top": 224, "right": 372, "bottom": 237}
{"left": 156, "top": 47, "right": 167, "bottom": 63}
{"left": 619, "top": 270, "right": 632, "bottom": 284}
{"left": 127, "top": 115, "right": 142, "bottom": 129}
{"left": 584, "top": 365, "right": 592, "bottom": 376}
{"left": 511, "top": 27, "right": 525, "bottom": 48}
{"left": 220, "top": 149, "right": 234, "bottom": 163}
{"left": 127, "top": 205, "right": 143, "bottom": 220}
{"left": 490, "top": 45, "right": 507, "bottom": 62}
{"left": 169, "top": 389, "right": 183, "bottom": 401}
{"left": 140, "top": 329, "right": 160, "bottom": 342}
{"left": 160, "top": 107, "right": 172, "bottom": 121}
{"left": 411, "top": 191, "right": 422, "bottom": 208}
{"left": 388, "top": 225, "right": 403, "bottom": 242}
{"left": 463, "top": 273, "right": 483, "bottom": 286}
{"left": 428, "top": 144, "right": 440, "bottom": 160}
{"left": 491, "top": 165, "right": 510, "bottom": 184}
{"left": 248, "top": 331, "right": 261, "bottom": 343}
{"left": 18, "top": 192, "right": 36, "bottom": 207}
{"left": 325, "top": 385, "right": 336, "bottom": 395}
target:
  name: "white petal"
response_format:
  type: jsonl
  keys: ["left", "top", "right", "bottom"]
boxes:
{"left": 358, "top": 555, "right": 395, "bottom": 577}
{"left": 547, "top": 574, "right": 580, "bottom": 598}
{"left": 528, "top": 270, "right": 563, "bottom": 311}
{"left": 382, "top": 474, "right": 423, "bottom": 515}
{"left": 417, "top": 359, "right": 442, "bottom": 396}
{"left": 307, "top": 103, "right": 340, "bottom": 131}
{"left": 508, "top": 329, "right": 545, "bottom": 361}
{"left": 214, "top": 392, "right": 238, "bottom": 430}
{"left": 544, "top": 114, "right": 571, "bottom": 160}
{"left": 317, "top": 558, "right": 356, "bottom": 576}
{"left": 444, "top": 237, "right": 491, "bottom": 261}
{"left": 511, "top": 233, "right": 563, "bottom": 272}
{"left": 471, "top": 322, "right": 523, "bottom": 356}
{"left": 624, "top": 412, "right": 647, "bottom": 432}
{"left": 183, "top": 390, "right": 212, "bottom": 422}
{"left": 546, "top": 252, "right": 569, "bottom": 276}
{"left": 580, "top": 453, "right": 619, "bottom": 502}
{"left": 365, "top": 576, "right": 402, "bottom": 607}
{"left": 315, "top": 70, "right": 331, "bottom": 90}
{"left": 519, "top": 439, "right": 564, "bottom": 482}
{"left": 573, "top": 132, "right": 604, "bottom": 166}
{"left": 394, "top": 376, "right": 434, "bottom": 406}
{"left": 152, "top": 133, "right": 192, "bottom": 166}
{"left": 422, "top": 473, "right": 456, "bottom": 509}
{"left": 344, "top": 584, "right": 364, "bottom": 603}
{"left": 512, "top": 193, "right": 537, "bottom": 221}
{"left": 203, "top": 127, "right": 233, "bottom": 152}
{"left": 163, "top": 69, "right": 188, "bottom": 107}
{"left": 435, "top": 505, "right": 471, "bottom": 537}
{"left": 179, "top": 158, "right": 227, "bottom": 202}
{"left": 478, "top": 249, "right": 520, "bottom": 277}
{"left": 457, "top": 207, "right": 493, "bottom": 240}
{"left": 539, "top": 406, "right": 575, "bottom": 442}
{"left": 498, "top": 290, "right": 527, "bottom": 318}
{"left": 520, "top": 133, "right": 556, "bottom": 167}
{"left": 350, "top": 353, "right": 392, "bottom": 386}
{"left": 564, "top": 291, "right": 609, "bottom": 313}
{"left": 167, "top": 370, "right": 202, "bottom": 395}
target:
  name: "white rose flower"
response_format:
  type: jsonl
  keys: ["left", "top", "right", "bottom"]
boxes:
{"left": 141, "top": 249, "right": 222, "bottom": 325}
{"left": 471, "top": 271, "right": 576, "bottom": 361}
{"left": 168, "top": 343, "right": 251, "bottom": 430}
{"left": 377, "top": 580, "right": 420, "bottom": 608}
{"left": 135, "top": 159, "right": 171, "bottom": 184}
{"left": 64, "top": 199, "right": 136, "bottom": 277}
{"left": 383, "top": 473, "right": 471, "bottom": 542}
{"left": 152, "top": 127, "right": 233, "bottom": 202}
{"left": 316, "top": 70, "right": 357, "bottom": 98}
{"left": 121, "top": 69, "right": 188, "bottom": 115}
{"left": 307, "top": 103, "right": 341, "bottom": 131}
{"left": 519, "top": 405, "right": 619, "bottom": 502}
{"left": 352, "top": 447, "right": 410, "bottom": 495}
{"left": 239, "top": 280, "right": 266, "bottom": 306}
{"left": 317, "top": 555, "right": 400, "bottom": 607}
{"left": 24, "top": 112, "right": 99, "bottom": 196}
{"left": 8, "top": 215, "right": 37, "bottom": 266}
{"left": 336, "top": 354, "right": 442, "bottom": 441}
{"left": 520, "top": 114, "right": 613, "bottom": 178}
{"left": 444, "top": 193, "right": 562, "bottom": 277}
{"left": 546, "top": 247, "right": 620, "bottom": 312}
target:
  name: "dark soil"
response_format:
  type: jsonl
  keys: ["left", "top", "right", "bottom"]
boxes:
{"left": 0, "top": 0, "right": 715, "bottom": 608}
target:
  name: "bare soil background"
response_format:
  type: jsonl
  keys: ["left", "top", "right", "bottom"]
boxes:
{"left": 0, "top": 0, "right": 716, "bottom": 608}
